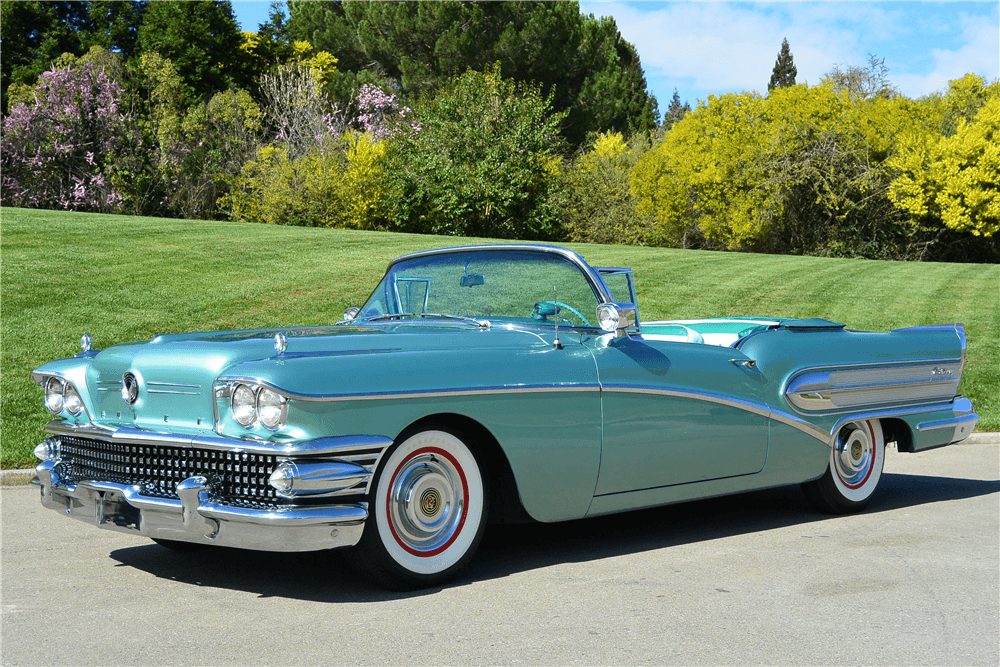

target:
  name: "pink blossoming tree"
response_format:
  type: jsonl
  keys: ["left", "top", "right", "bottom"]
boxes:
{"left": 1, "top": 62, "right": 140, "bottom": 212}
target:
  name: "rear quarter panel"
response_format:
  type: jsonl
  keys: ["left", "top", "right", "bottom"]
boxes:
{"left": 739, "top": 325, "right": 967, "bottom": 451}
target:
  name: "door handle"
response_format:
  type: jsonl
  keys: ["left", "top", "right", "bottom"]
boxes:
{"left": 729, "top": 358, "right": 756, "bottom": 368}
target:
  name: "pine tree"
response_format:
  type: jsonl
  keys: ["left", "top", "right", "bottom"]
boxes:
{"left": 768, "top": 38, "right": 797, "bottom": 91}
{"left": 664, "top": 89, "right": 691, "bottom": 129}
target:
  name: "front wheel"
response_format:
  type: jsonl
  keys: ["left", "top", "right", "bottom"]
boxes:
{"left": 802, "top": 419, "right": 885, "bottom": 514}
{"left": 349, "top": 427, "right": 489, "bottom": 590}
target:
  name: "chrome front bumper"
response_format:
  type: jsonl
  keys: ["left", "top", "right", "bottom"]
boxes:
{"left": 35, "top": 461, "right": 368, "bottom": 552}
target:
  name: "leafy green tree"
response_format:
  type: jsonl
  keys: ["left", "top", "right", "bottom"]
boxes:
{"left": 1, "top": 1, "right": 151, "bottom": 113}
{"left": 1, "top": 1, "right": 89, "bottom": 112}
{"left": 82, "top": 1, "right": 147, "bottom": 58}
{"left": 287, "top": 0, "right": 658, "bottom": 146}
{"left": 554, "top": 131, "right": 666, "bottom": 247}
{"left": 768, "top": 38, "right": 796, "bottom": 91}
{"left": 137, "top": 0, "right": 247, "bottom": 101}
{"left": 384, "top": 64, "right": 567, "bottom": 239}
{"left": 239, "top": 0, "right": 297, "bottom": 73}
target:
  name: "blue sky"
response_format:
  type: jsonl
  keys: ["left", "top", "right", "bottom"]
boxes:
{"left": 231, "top": 1, "right": 999, "bottom": 111}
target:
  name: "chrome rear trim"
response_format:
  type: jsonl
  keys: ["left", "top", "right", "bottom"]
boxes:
{"left": 785, "top": 359, "right": 964, "bottom": 415}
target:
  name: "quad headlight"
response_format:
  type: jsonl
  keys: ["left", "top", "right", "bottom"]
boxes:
{"left": 257, "top": 388, "right": 285, "bottom": 430}
{"left": 63, "top": 383, "right": 84, "bottom": 416}
{"left": 230, "top": 383, "right": 287, "bottom": 430}
{"left": 232, "top": 384, "right": 257, "bottom": 427}
{"left": 44, "top": 377, "right": 66, "bottom": 414}
{"left": 44, "top": 377, "right": 85, "bottom": 417}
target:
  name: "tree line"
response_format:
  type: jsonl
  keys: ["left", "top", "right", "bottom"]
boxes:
{"left": 2, "top": 1, "right": 996, "bottom": 262}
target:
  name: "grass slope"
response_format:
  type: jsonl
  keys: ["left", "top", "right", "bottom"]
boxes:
{"left": 3, "top": 208, "right": 997, "bottom": 468}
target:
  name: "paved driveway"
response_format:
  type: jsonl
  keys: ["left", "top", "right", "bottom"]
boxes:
{"left": 2, "top": 443, "right": 997, "bottom": 666}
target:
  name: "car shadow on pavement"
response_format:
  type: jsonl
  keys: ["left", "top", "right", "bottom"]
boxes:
{"left": 108, "top": 470, "right": 998, "bottom": 602}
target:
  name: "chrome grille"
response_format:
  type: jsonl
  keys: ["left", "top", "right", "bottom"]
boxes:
{"left": 57, "top": 436, "right": 280, "bottom": 503}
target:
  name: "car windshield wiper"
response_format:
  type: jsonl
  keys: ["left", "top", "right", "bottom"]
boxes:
{"left": 360, "top": 313, "right": 416, "bottom": 323}
{"left": 419, "top": 313, "right": 491, "bottom": 329}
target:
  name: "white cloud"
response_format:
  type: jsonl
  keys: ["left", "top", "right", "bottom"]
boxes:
{"left": 893, "top": 13, "right": 1000, "bottom": 96}
{"left": 581, "top": 1, "right": 999, "bottom": 104}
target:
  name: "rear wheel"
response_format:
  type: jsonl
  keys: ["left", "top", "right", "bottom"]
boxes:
{"left": 349, "top": 427, "right": 488, "bottom": 590}
{"left": 802, "top": 419, "right": 885, "bottom": 514}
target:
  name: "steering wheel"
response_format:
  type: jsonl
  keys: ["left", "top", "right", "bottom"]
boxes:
{"left": 530, "top": 301, "right": 592, "bottom": 326}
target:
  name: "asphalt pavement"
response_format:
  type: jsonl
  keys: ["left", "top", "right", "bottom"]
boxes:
{"left": 2, "top": 441, "right": 997, "bottom": 666}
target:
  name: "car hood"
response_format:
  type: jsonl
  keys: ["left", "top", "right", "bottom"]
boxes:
{"left": 37, "top": 323, "right": 563, "bottom": 431}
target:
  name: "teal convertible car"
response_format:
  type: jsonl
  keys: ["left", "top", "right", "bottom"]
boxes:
{"left": 32, "top": 244, "right": 978, "bottom": 589}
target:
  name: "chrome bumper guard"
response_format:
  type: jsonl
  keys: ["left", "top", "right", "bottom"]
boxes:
{"left": 35, "top": 461, "right": 368, "bottom": 552}
{"left": 915, "top": 396, "right": 980, "bottom": 445}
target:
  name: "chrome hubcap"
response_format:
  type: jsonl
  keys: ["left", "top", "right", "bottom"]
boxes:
{"left": 388, "top": 452, "right": 465, "bottom": 554}
{"left": 834, "top": 423, "right": 874, "bottom": 488}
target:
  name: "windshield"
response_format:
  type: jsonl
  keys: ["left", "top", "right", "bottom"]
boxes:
{"left": 357, "top": 249, "right": 601, "bottom": 327}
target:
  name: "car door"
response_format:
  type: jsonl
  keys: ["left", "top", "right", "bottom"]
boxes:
{"left": 586, "top": 333, "right": 769, "bottom": 495}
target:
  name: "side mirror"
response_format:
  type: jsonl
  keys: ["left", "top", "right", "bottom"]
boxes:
{"left": 597, "top": 303, "right": 637, "bottom": 334}
{"left": 342, "top": 307, "right": 360, "bottom": 321}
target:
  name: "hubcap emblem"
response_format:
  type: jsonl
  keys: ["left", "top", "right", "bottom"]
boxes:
{"left": 420, "top": 488, "right": 441, "bottom": 517}
{"left": 851, "top": 442, "right": 863, "bottom": 461}
{"left": 121, "top": 373, "right": 139, "bottom": 405}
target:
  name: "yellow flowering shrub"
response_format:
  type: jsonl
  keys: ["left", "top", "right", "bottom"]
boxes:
{"left": 631, "top": 92, "right": 775, "bottom": 246}
{"left": 338, "top": 132, "right": 390, "bottom": 230}
{"left": 222, "top": 133, "right": 390, "bottom": 230}
{"left": 891, "top": 96, "right": 1000, "bottom": 237}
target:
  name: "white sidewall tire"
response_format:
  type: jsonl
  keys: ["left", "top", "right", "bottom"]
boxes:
{"left": 373, "top": 430, "right": 485, "bottom": 577}
{"left": 830, "top": 419, "right": 884, "bottom": 504}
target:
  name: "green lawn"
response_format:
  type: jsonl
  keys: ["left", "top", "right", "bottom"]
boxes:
{"left": 3, "top": 207, "right": 997, "bottom": 468}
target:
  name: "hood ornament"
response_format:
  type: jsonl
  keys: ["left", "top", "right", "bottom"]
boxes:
{"left": 81, "top": 333, "right": 93, "bottom": 352}
{"left": 274, "top": 332, "right": 288, "bottom": 355}
{"left": 121, "top": 373, "right": 139, "bottom": 405}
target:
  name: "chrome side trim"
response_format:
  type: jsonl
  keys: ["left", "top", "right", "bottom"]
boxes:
{"left": 601, "top": 385, "right": 831, "bottom": 444}
{"left": 215, "top": 377, "right": 602, "bottom": 403}
{"left": 767, "top": 408, "right": 833, "bottom": 442}
{"left": 602, "top": 385, "right": 771, "bottom": 418}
